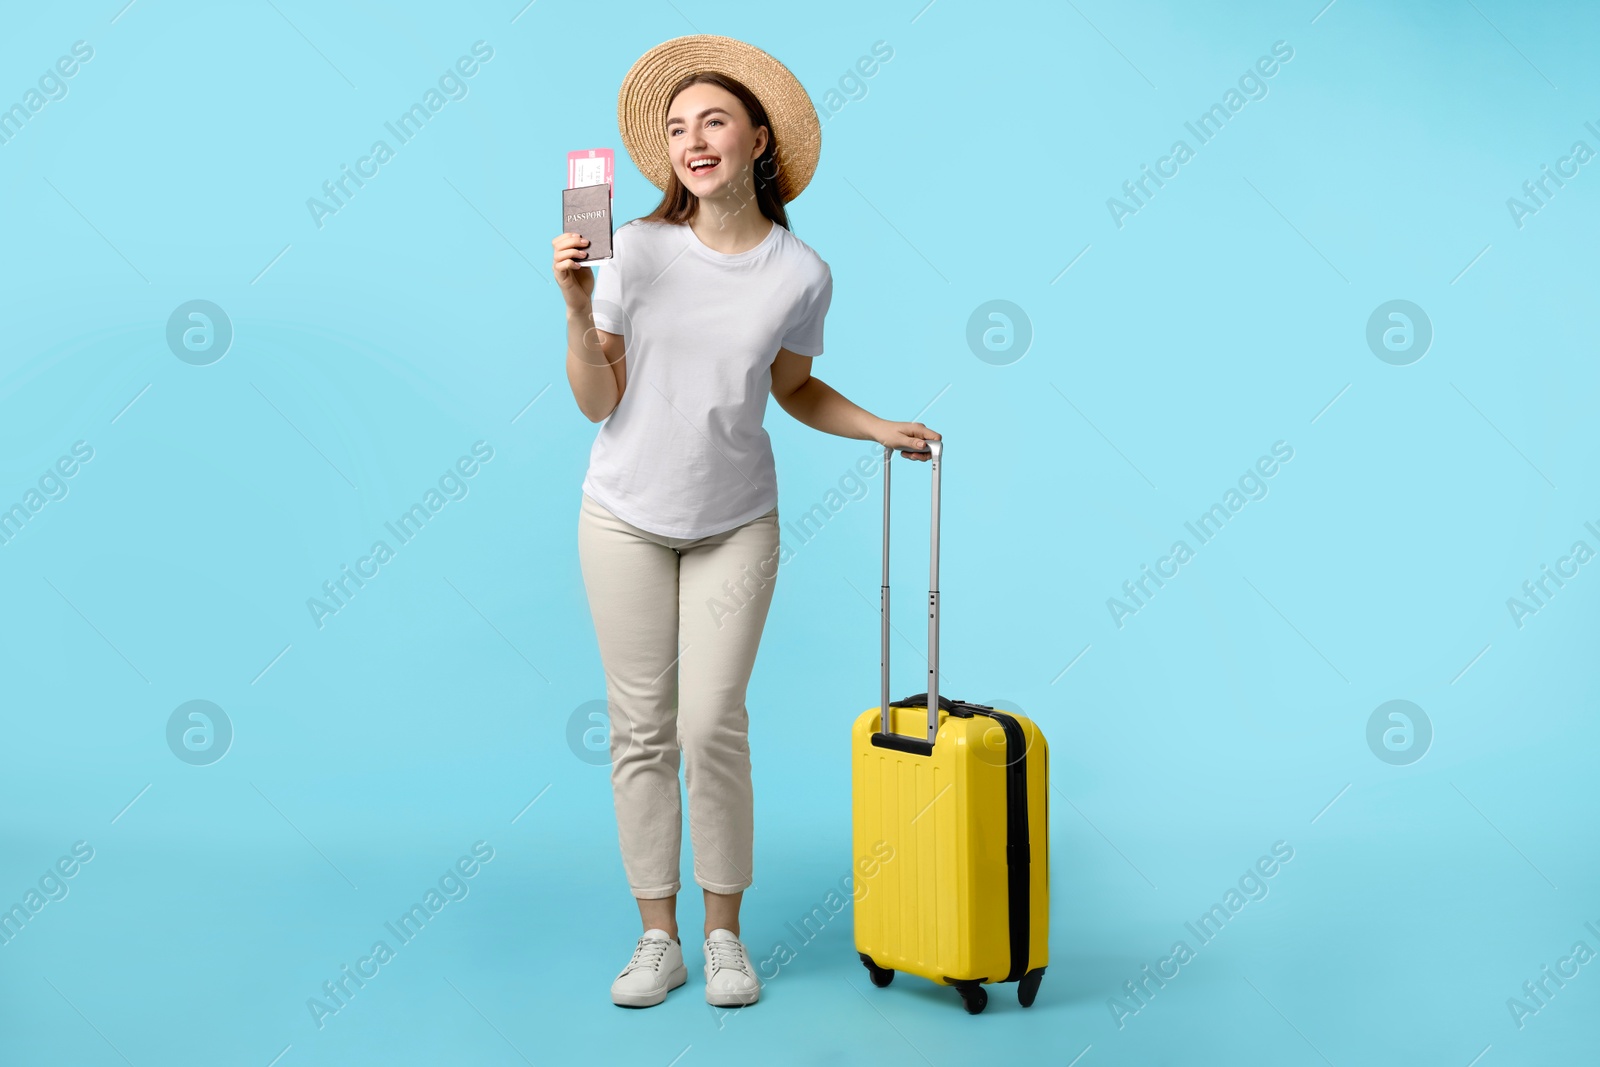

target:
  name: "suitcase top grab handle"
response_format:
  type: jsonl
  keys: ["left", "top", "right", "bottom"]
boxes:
{"left": 880, "top": 438, "right": 943, "bottom": 744}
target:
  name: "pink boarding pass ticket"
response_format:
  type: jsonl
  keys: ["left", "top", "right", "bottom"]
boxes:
{"left": 568, "top": 148, "right": 614, "bottom": 193}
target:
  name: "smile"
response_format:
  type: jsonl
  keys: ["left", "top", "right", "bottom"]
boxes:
{"left": 687, "top": 156, "right": 721, "bottom": 176}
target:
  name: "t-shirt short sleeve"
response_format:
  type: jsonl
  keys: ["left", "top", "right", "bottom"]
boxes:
{"left": 589, "top": 223, "right": 627, "bottom": 335}
{"left": 779, "top": 262, "right": 832, "bottom": 357}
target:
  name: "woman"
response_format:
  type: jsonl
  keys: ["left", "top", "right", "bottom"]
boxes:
{"left": 552, "top": 35, "right": 939, "bottom": 1010}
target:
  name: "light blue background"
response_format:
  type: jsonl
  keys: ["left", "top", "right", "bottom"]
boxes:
{"left": 2, "top": 0, "right": 1596, "bottom": 1064}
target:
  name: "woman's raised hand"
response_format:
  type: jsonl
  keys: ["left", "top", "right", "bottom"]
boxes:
{"left": 553, "top": 232, "right": 594, "bottom": 311}
{"left": 874, "top": 420, "right": 941, "bottom": 462}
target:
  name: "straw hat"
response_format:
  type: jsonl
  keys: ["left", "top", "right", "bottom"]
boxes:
{"left": 616, "top": 35, "right": 821, "bottom": 204}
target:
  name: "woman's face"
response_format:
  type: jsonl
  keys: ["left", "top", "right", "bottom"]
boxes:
{"left": 665, "top": 82, "right": 767, "bottom": 198}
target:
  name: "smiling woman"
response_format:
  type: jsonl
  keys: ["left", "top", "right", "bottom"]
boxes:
{"left": 547, "top": 34, "right": 939, "bottom": 1014}
{"left": 641, "top": 72, "right": 791, "bottom": 234}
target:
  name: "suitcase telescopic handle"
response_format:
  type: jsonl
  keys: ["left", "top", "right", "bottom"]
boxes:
{"left": 880, "top": 438, "right": 943, "bottom": 745}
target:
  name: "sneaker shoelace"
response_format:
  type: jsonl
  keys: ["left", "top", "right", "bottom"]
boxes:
{"left": 624, "top": 936, "right": 673, "bottom": 975}
{"left": 705, "top": 938, "right": 753, "bottom": 978}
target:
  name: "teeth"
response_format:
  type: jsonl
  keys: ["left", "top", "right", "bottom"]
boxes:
{"left": 690, "top": 158, "right": 719, "bottom": 170}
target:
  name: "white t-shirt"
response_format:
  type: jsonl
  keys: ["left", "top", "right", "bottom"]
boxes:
{"left": 582, "top": 217, "right": 833, "bottom": 538}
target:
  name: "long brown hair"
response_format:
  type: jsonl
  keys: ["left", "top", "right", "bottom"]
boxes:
{"left": 639, "top": 72, "right": 791, "bottom": 232}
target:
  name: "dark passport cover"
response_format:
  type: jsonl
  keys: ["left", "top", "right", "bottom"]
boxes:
{"left": 561, "top": 184, "right": 613, "bottom": 262}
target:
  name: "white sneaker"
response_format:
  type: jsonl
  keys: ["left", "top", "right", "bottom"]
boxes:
{"left": 703, "top": 928, "right": 761, "bottom": 1006}
{"left": 611, "top": 928, "right": 687, "bottom": 1008}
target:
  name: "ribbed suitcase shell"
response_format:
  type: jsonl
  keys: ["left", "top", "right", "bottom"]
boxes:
{"left": 850, "top": 439, "right": 1049, "bottom": 1010}
{"left": 852, "top": 702, "right": 1050, "bottom": 987}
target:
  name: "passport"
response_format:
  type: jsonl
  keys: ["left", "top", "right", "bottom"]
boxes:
{"left": 561, "top": 184, "right": 613, "bottom": 262}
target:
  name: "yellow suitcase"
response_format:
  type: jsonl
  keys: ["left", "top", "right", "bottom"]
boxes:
{"left": 851, "top": 440, "right": 1049, "bottom": 1014}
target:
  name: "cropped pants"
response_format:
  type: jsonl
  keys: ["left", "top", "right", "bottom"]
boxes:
{"left": 576, "top": 491, "right": 781, "bottom": 899}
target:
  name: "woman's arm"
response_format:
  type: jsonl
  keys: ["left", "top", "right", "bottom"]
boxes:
{"left": 771, "top": 348, "right": 940, "bottom": 461}
{"left": 566, "top": 312, "right": 626, "bottom": 423}
{"left": 553, "top": 231, "right": 626, "bottom": 423}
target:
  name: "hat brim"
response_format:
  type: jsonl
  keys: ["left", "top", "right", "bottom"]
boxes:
{"left": 617, "top": 35, "right": 820, "bottom": 205}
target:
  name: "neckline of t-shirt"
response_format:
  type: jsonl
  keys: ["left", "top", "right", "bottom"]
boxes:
{"left": 683, "top": 218, "right": 779, "bottom": 264}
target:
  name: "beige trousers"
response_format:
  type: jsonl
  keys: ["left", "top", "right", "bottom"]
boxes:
{"left": 576, "top": 491, "right": 781, "bottom": 898}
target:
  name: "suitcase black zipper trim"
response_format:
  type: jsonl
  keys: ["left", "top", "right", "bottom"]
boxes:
{"left": 954, "top": 701, "right": 1030, "bottom": 984}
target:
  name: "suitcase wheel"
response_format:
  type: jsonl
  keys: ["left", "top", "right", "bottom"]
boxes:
{"left": 953, "top": 981, "right": 987, "bottom": 1014}
{"left": 858, "top": 953, "right": 894, "bottom": 988}
{"left": 1018, "top": 967, "right": 1045, "bottom": 1008}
